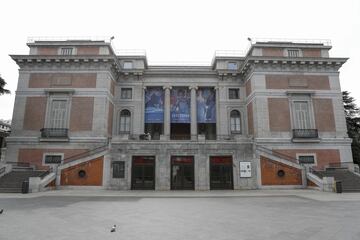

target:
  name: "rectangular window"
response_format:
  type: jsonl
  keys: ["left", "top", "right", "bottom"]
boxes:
{"left": 288, "top": 49, "right": 300, "bottom": 57}
{"left": 112, "top": 161, "right": 125, "bottom": 178}
{"left": 119, "top": 110, "right": 131, "bottom": 133}
{"left": 123, "top": 61, "right": 133, "bottom": 69}
{"left": 293, "top": 101, "right": 311, "bottom": 129}
{"left": 298, "top": 155, "right": 315, "bottom": 164}
{"left": 60, "top": 48, "right": 73, "bottom": 55}
{"left": 230, "top": 116, "right": 241, "bottom": 132}
{"left": 44, "top": 155, "right": 62, "bottom": 164}
{"left": 121, "top": 88, "right": 132, "bottom": 99}
{"left": 227, "top": 62, "right": 238, "bottom": 70}
{"left": 50, "top": 100, "right": 68, "bottom": 128}
{"left": 229, "top": 88, "right": 240, "bottom": 99}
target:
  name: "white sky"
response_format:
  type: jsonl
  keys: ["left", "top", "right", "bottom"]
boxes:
{"left": 1, "top": 0, "right": 359, "bottom": 120}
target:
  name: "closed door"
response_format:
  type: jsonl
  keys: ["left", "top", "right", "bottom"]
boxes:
{"left": 171, "top": 156, "right": 194, "bottom": 190}
{"left": 131, "top": 156, "right": 155, "bottom": 190}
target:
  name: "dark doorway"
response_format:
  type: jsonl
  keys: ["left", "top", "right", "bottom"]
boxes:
{"left": 171, "top": 156, "right": 194, "bottom": 190}
{"left": 210, "top": 156, "right": 233, "bottom": 190}
{"left": 144, "top": 123, "right": 163, "bottom": 140}
{"left": 131, "top": 156, "right": 155, "bottom": 190}
{"left": 198, "top": 123, "right": 216, "bottom": 140}
{"left": 170, "top": 123, "right": 190, "bottom": 140}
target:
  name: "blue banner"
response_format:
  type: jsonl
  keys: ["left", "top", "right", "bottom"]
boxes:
{"left": 197, "top": 88, "right": 216, "bottom": 123}
{"left": 145, "top": 88, "right": 164, "bottom": 123}
{"left": 171, "top": 88, "right": 190, "bottom": 123}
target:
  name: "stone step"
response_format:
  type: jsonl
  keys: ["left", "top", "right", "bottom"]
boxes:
{"left": 0, "top": 170, "right": 48, "bottom": 193}
{"left": 0, "top": 187, "right": 22, "bottom": 193}
{"left": 316, "top": 169, "right": 360, "bottom": 192}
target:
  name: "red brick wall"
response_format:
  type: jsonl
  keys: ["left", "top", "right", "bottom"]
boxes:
{"left": 77, "top": 46, "right": 100, "bottom": 55}
{"left": 262, "top": 48, "right": 284, "bottom": 57}
{"left": 247, "top": 102, "right": 254, "bottom": 135}
{"left": 303, "top": 49, "right": 322, "bottom": 58}
{"left": 313, "top": 99, "right": 336, "bottom": 132}
{"left": 262, "top": 48, "right": 322, "bottom": 58}
{"left": 265, "top": 75, "right": 330, "bottom": 90}
{"left": 18, "top": 148, "right": 88, "bottom": 170}
{"left": 307, "top": 179, "right": 317, "bottom": 187}
{"left": 268, "top": 98, "right": 291, "bottom": 131}
{"left": 35, "top": 46, "right": 101, "bottom": 55}
{"left": 36, "top": 47, "right": 58, "bottom": 55}
{"left": 29, "top": 73, "right": 97, "bottom": 88}
{"left": 276, "top": 149, "right": 340, "bottom": 169}
{"left": 60, "top": 156, "right": 103, "bottom": 186}
{"left": 260, "top": 156, "right": 302, "bottom": 185}
{"left": 70, "top": 97, "right": 94, "bottom": 131}
{"left": 23, "top": 97, "right": 46, "bottom": 130}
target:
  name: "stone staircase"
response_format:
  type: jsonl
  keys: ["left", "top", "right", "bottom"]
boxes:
{"left": 0, "top": 167, "right": 48, "bottom": 193}
{"left": 314, "top": 168, "right": 360, "bottom": 192}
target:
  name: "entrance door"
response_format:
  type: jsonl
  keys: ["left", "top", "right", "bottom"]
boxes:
{"left": 171, "top": 156, "right": 194, "bottom": 190}
{"left": 131, "top": 156, "right": 155, "bottom": 190}
{"left": 210, "top": 156, "right": 233, "bottom": 190}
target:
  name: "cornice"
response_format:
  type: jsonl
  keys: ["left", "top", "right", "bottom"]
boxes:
{"left": 240, "top": 56, "right": 348, "bottom": 79}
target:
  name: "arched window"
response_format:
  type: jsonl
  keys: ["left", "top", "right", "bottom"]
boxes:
{"left": 119, "top": 109, "right": 131, "bottom": 133}
{"left": 230, "top": 110, "right": 241, "bottom": 133}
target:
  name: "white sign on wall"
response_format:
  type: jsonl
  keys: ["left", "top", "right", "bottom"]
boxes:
{"left": 240, "top": 162, "right": 251, "bottom": 178}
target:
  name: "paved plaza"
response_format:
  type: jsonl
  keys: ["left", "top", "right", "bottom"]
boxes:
{"left": 0, "top": 190, "right": 360, "bottom": 240}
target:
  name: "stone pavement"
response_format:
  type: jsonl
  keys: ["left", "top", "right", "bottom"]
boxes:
{"left": 1, "top": 190, "right": 360, "bottom": 240}
{"left": 2, "top": 189, "right": 360, "bottom": 201}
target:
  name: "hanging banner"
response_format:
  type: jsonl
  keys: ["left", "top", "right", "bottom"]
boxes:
{"left": 197, "top": 88, "right": 216, "bottom": 123}
{"left": 171, "top": 88, "right": 190, "bottom": 123}
{"left": 145, "top": 88, "right": 164, "bottom": 123}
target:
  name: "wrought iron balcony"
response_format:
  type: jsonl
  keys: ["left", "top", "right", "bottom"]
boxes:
{"left": 40, "top": 128, "right": 68, "bottom": 138}
{"left": 292, "top": 129, "right": 318, "bottom": 139}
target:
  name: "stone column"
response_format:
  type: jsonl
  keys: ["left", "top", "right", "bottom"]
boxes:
{"left": 189, "top": 85, "right": 198, "bottom": 140}
{"left": 215, "top": 86, "right": 220, "bottom": 139}
{"left": 163, "top": 85, "right": 172, "bottom": 139}
{"left": 141, "top": 86, "right": 146, "bottom": 134}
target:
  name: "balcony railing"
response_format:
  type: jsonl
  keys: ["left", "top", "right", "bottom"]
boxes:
{"left": 292, "top": 129, "right": 318, "bottom": 139}
{"left": 40, "top": 128, "right": 68, "bottom": 138}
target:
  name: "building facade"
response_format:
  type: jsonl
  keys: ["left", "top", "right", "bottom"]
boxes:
{"left": 6, "top": 38, "right": 352, "bottom": 190}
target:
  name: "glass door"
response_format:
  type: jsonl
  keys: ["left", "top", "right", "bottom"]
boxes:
{"left": 171, "top": 156, "right": 194, "bottom": 190}
{"left": 210, "top": 156, "right": 233, "bottom": 190}
{"left": 131, "top": 156, "right": 155, "bottom": 190}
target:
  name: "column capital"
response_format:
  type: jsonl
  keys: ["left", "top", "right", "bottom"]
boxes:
{"left": 163, "top": 85, "right": 172, "bottom": 90}
{"left": 189, "top": 85, "right": 198, "bottom": 90}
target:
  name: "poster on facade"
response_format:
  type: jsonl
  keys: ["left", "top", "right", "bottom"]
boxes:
{"left": 170, "top": 88, "right": 190, "bottom": 123}
{"left": 145, "top": 88, "right": 164, "bottom": 123}
{"left": 196, "top": 88, "right": 216, "bottom": 123}
{"left": 240, "top": 162, "right": 252, "bottom": 178}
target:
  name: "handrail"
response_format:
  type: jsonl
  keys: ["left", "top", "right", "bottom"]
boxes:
{"left": 39, "top": 170, "right": 51, "bottom": 179}
{"left": 61, "top": 144, "right": 109, "bottom": 165}
{"left": 27, "top": 36, "right": 112, "bottom": 43}
{"left": 292, "top": 129, "right": 319, "bottom": 139}
{"left": 125, "top": 134, "right": 239, "bottom": 141}
{"left": 0, "top": 166, "right": 5, "bottom": 175}
{"left": 309, "top": 166, "right": 323, "bottom": 177}
{"left": 250, "top": 38, "right": 331, "bottom": 46}
{"left": 326, "top": 162, "right": 351, "bottom": 169}
{"left": 6, "top": 161, "right": 31, "bottom": 168}
{"left": 256, "top": 145, "right": 299, "bottom": 164}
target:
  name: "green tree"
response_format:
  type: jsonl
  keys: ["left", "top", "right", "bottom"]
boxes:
{"left": 0, "top": 75, "right": 10, "bottom": 95}
{"left": 343, "top": 91, "right": 360, "bottom": 165}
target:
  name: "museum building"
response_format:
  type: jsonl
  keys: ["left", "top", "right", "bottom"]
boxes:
{"left": 3, "top": 37, "right": 353, "bottom": 190}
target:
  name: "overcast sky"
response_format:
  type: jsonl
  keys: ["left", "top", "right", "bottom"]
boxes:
{"left": 1, "top": 0, "right": 359, "bottom": 120}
